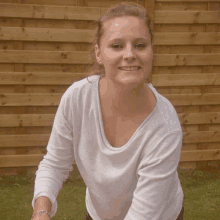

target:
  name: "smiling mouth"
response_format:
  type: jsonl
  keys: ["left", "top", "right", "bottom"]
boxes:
{"left": 118, "top": 67, "right": 141, "bottom": 71}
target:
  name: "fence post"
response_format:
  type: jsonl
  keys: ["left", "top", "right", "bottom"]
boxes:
{"left": 144, "top": 0, "right": 156, "bottom": 91}
{"left": 145, "top": 0, "right": 155, "bottom": 31}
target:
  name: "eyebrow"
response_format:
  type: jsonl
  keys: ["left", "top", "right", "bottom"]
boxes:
{"left": 109, "top": 37, "right": 148, "bottom": 42}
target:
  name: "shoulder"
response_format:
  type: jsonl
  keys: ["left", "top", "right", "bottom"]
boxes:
{"left": 62, "top": 75, "right": 99, "bottom": 100}
{"left": 56, "top": 75, "right": 99, "bottom": 114}
{"left": 148, "top": 83, "right": 182, "bottom": 133}
{"left": 55, "top": 75, "right": 99, "bottom": 122}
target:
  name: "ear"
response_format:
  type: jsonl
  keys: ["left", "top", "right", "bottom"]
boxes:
{"left": 94, "top": 44, "right": 102, "bottom": 65}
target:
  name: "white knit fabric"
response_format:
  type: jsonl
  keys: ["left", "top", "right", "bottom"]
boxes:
{"left": 32, "top": 75, "right": 184, "bottom": 220}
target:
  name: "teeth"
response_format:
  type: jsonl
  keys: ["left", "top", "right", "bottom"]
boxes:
{"left": 120, "top": 67, "right": 139, "bottom": 71}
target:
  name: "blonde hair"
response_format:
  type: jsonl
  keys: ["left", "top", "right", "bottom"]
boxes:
{"left": 88, "top": 2, "right": 154, "bottom": 83}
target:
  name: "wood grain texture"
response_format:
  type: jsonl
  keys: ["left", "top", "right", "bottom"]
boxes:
{"left": 183, "top": 131, "right": 220, "bottom": 143}
{"left": 0, "top": 72, "right": 88, "bottom": 85}
{"left": 0, "top": 3, "right": 219, "bottom": 24}
{"left": 155, "top": 11, "right": 220, "bottom": 24}
{"left": 1, "top": 72, "right": 220, "bottom": 86}
{"left": 180, "top": 149, "right": 220, "bottom": 162}
{"left": 0, "top": 134, "right": 49, "bottom": 147}
{"left": 0, "top": 154, "right": 45, "bottom": 167}
{"left": 145, "top": 0, "right": 156, "bottom": 31}
{"left": 0, "top": 93, "right": 61, "bottom": 106}
{"left": 0, "top": 114, "right": 55, "bottom": 127}
{"left": 0, "top": 1, "right": 219, "bottom": 172}
{"left": 0, "top": 3, "right": 102, "bottom": 20}
{"left": 165, "top": 93, "right": 220, "bottom": 106}
{"left": 157, "top": 0, "right": 220, "bottom": 2}
{"left": 0, "top": 27, "right": 96, "bottom": 43}
{"left": 153, "top": 53, "right": 220, "bottom": 66}
{"left": 0, "top": 50, "right": 91, "bottom": 64}
{"left": 0, "top": 93, "right": 220, "bottom": 106}
{"left": 178, "top": 112, "right": 220, "bottom": 124}
{"left": 152, "top": 73, "right": 220, "bottom": 86}
{"left": 0, "top": 50, "right": 219, "bottom": 66}
{"left": 1, "top": 27, "right": 219, "bottom": 45}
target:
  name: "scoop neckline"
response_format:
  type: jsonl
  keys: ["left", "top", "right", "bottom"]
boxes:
{"left": 95, "top": 75, "right": 158, "bottom": 150}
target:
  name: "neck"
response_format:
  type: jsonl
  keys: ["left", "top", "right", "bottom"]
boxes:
{"left": 99, "top": 76, "right": 149, "bottom": 116}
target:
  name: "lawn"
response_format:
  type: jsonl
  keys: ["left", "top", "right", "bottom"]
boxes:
{"left": 0, "top": 165, "right": 219, "bottom": 220}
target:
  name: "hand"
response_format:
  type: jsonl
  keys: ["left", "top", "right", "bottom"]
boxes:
{"left": 31, "top": 212, "right": 51, "bottom": 220}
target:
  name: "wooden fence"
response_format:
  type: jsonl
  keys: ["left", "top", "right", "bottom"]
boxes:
{"left": 0, "top": 0, "right": 220, "bottom": 175}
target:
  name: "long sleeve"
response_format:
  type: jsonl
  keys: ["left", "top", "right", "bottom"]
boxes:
{"left": 29, "top": 76, "right": 184, "bottom": 220}
{"left": 32, "top": 90, "right": 75, "bottom": 218}
{"left": 124, "top": 130, "right": 183, "bottom": 220}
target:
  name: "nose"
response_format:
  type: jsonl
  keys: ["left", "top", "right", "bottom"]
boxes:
{"left": 123, "top": 44, "right": 136, "bottom": 61}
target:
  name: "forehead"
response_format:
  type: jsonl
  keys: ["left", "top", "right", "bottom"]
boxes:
{"left": 102, "top": 16, "right": 149, "bottom": 40}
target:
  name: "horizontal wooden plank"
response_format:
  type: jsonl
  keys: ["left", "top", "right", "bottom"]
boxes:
{"left": 1, "top": 27, "right": 220, "bottom": 45}
{"left": 180, "top": 149, "right": 220, "bottom": 162}
{"left": 155, "top": 11, "right": 220, "bottom": 24}
{"left": 0, "top": 72, "right": 88, "bottom": 85}
{"left": 0, "top": 131, "right": 220, "bottom": 147}
{"left": 0, "top": 112, "right": 220, "bottom": 127}
{"left": 0, "top": 154, "right": 45, "bottom": 168}
{"left": 0, "top": 149, "right": 220, "bottom": 167}
{"left": 0, "top": 50, "right": 219, "bottom": 66}
{"left": 183, "top": 131, "right": 220, "bottom": 144}
{"left": 178, "top": 112, "right": 220, "bottom": 125}
{"left": 0, "top": 134, "right": 49, "bottom": 147}
{"left": 0, "top": 93, "right": 61, "bottom": 106}
{"left": 152, "top": 73, "right": 220, "bottom": 86}
{"left": 0, "top": 4, "right": 219, "bottom": 24}
{"left": 0, "top": 114, "right": 55, "bottom": 127}
{"left": 0, "top": 93, "right": 220, "bottom": 107}
{"left": 0, "top": 3, "right": 102, "bottom": 21}
{"left": 0, "top": 27, "right": 95, "bottom": 43}
{"left": 0, "top": 72, "right": 220, "bottom": 86}
{"left": 153, "top": 53, "right": 220, "bottom": 66}
{"left": 154, "top": 32, "right": 220, "bottom": 46}
{"left": 158, "top": 0, "right": 220, "bottom": 2}
{"left": 165, "top": 93, "right": 220, "bottom": 106}
{"left": 0, "top": 50, "right": 91, "bottom": 64}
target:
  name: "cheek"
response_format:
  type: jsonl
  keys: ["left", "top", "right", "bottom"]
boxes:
{"left": 103, "top": 48, "right": 120, "bottom": 61}
{"left": 142, "top": 51, "right": 153, "bottom": 64}
{"left": 146, "top": 54, "right": 153, "bottom": 63}
{"left": 144, "top": 47, "right": 153, "bottom": 58}
{"left": 103, "top": 48, "right": 112, "bottom": 59}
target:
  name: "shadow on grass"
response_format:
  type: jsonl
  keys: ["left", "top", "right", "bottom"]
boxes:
{"left": 0, "top": 164, "right": 220, "bottom": 186}
{"left": 177, "top": 165, "right": 220, "bottom": 189}
{"left": 0, "top": 164, "right": 219, "bottom": 191}
{"left": 0, "top": 164, "right": 219, "bottom": 220}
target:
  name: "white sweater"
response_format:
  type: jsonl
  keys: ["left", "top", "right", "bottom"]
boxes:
{"left": 32, "top": 75, "right": 184, "bottom": 220}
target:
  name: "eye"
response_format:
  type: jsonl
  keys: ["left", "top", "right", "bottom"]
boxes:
{"left": 111, "top": 43, "right": 146, "bottom": 49}
{"left": 136, "top": 44, "right": 145, "bottom": 48}
{"left": 111, "top": 44, "right": 123, "bottom": 49}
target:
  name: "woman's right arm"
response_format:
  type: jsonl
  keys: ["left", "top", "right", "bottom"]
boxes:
{"left": 31, "top": 196, "right": 52, "bottom": 220}
{"left": 31, "top": 89, "right": 76, "bottom": 219}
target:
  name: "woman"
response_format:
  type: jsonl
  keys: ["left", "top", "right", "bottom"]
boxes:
{"left": 31, "top": 2, "right": 184, "bottom": 220}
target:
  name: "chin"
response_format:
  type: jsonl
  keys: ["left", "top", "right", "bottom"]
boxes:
{"left": 118, "top": 72, "right": 146, "bottom": 83}
{"left": 114, "top": 76, "right": 146, "bottom": 87}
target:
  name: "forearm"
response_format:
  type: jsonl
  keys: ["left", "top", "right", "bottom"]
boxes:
{"left": 32, "top": 196, "right": 52, "bottom": 220}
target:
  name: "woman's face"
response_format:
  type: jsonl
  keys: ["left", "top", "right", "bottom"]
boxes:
{"left": 95, "top": 16, "right": 153, "bottom": 87}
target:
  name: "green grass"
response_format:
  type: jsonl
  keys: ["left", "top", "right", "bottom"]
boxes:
{"left": 0, "top": 165, "right": 219, "bottom": 220}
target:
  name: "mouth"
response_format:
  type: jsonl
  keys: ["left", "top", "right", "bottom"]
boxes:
{"left": 118, "top": 66, "right": 141, "bottom": 71}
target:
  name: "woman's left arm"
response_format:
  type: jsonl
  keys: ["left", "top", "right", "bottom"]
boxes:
{"left": 124, "top": 130, "right": 183, "bottom": 220}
